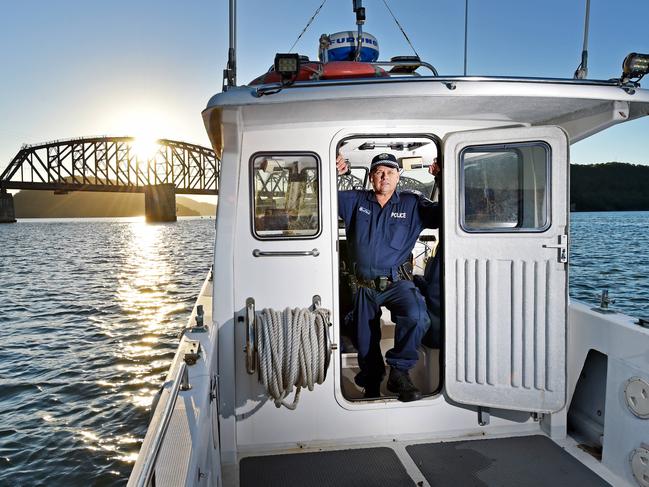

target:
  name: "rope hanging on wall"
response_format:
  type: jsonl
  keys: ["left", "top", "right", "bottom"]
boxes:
{"left": 255, "top": 306, "right": 331, "bottom": 410}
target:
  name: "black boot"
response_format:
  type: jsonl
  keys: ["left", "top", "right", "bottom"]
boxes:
{"left": 387, "top": 368, "right": 422, "bottom": 402}
{"left": 354, "top": 371, "right": 382, "bottom": 399}
{"left": 362, "top": 382, "right": 381, "bottom": 399}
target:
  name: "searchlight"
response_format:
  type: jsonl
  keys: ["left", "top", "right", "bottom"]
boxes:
{"left": 273, "top": 53, "right": 301, "bottom": 82}
{"left": 622, "top": 52, "right": 649, "bottom": 83}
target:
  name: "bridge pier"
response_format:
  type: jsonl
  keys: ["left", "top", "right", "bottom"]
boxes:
{"left": 144, "top": 184, "right": 177, "bottom": 223}
{"left": 0, "top": 189, "right": 17, "bottom": 223}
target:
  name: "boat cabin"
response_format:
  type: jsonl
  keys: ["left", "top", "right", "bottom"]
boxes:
{"left": 194, "top": 73, "right": 649, "bottom": 485}
{"left": 128, "top": 19, "right": 649, "bottom": 485}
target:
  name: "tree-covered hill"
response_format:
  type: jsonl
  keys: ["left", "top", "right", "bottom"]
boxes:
{"left": 571, "top": 162, "right": 649, "bottom": 211}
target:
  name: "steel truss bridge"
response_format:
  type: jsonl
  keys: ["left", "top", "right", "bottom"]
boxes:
{"left": 0, "top": 136, "right": 219, "bottom": 195}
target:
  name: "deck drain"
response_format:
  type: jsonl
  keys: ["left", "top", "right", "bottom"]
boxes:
{"left": 625, "top": 378, "right": 649, "bottom": 419}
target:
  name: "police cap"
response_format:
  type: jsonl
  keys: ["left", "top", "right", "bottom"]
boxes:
{"left": 370, "top": 153, "right": 400, "bottom": 171}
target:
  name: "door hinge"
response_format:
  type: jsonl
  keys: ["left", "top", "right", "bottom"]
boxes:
{"left": 543, "top": 234, "right": 568, "bottom": 263}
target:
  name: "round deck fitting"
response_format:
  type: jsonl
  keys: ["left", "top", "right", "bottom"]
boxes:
{"left": 625, "top": 377, "right": 649, "bottom": 419}
{"left": 631, "top": 446, "right": 649, "bottom": 487}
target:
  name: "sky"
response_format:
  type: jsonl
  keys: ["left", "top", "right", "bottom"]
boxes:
{"left": 1, "top": 0, "right": 648, "bottom": 184}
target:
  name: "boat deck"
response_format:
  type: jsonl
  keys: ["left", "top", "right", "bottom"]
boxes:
{"left": 239, "top": 435, "right": 614, "bottom": 487}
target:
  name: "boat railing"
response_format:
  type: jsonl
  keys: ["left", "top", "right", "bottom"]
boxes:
{"left": 131, "top": 361, "right": 190, "bottom": 487}
{"left": 371, "top": 59, "right": 439, "bottom": 76}
{"left": 251, "top": 74, "right": 630, "bottom": 97}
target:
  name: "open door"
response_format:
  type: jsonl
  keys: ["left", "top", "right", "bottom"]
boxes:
{"left": 443, "top": 126, "right": 568, "bottom": 413}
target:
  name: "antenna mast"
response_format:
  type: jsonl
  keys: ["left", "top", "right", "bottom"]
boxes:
{"left": 223, "top": 0, "right": 237, "bottom": 91}
{"left": 353, "top": 0, "right": 366, "bottom": 61}
{"left": 574, "top": 0, "right": 591, "bottom": 79}
{"left": 463, "top": 0, "right": 469, "bottom": 76}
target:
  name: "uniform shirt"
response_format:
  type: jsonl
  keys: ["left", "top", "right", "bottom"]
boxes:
{"left": 338, "top": 189, "right": 440, "bottom": 280}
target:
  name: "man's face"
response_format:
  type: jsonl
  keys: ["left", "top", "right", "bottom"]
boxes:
{"left": 370, "top": 165, "right": 400, "bottom": 196}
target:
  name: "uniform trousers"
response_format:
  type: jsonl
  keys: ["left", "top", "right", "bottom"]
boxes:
{"left": 353, "top": 279, "right": 430, "bottom": 384}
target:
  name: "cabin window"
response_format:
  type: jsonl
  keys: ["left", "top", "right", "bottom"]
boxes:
{"left": 460, "top": 142, "right": 550, "bottom": 232}
{"left": 250, "top": 153, "right": 320, "bottom": 239}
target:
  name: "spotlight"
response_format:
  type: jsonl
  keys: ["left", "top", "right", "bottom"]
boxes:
{"left": 622, "top": 52, "right": 649, "bottom": 83}
{"left": 274, "top": 53, "right": 301, "bottom": 82}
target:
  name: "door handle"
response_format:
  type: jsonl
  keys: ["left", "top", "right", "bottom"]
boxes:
{"left": 542, "top": 235, "right": 568, "bottom": 263}
{"left": 252, "top": 249, "right": 320, "bottom": 257}
{"left": 244, "top": 298, "right": 256, "bottom": 375}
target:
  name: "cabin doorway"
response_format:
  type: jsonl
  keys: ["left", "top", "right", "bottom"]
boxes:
{"left": 334, "top": 134, "right": 443, "bottom": 401}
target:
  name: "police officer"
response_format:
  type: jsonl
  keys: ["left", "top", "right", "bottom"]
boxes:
{"left": 337, "top": 152, "right": 440, "bottom": 401}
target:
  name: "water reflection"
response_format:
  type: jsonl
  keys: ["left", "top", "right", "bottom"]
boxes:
{"left": 104, "top": 222, "right": 188, "bottom": 465}
{"left": 113, "top": 224, "right": 166, "bottom": 416}
{"left": 0, "top": 218, "right": 214, "bottom": 486}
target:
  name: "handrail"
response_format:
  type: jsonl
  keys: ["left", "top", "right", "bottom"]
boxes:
{"left": 133, "top": 362, "right": 188, "bottom": 487}
{"left": 252, "top": 74, "right": 630, "bottom": 97}
{"left": 252, "top": 249, "right": 320, "bottom": 257}
{"left": 371, "top": 59, "right": 439, "bottom": 76}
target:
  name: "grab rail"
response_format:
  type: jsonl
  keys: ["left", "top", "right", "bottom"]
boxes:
{"left": 133, "top": 362, "right": 189, "bottom": 487}
{"left": 371, "top": 59, "right": 439, "bottom": 76}
{"left": 252, "top": 249, "right": 320, "bottom": 257}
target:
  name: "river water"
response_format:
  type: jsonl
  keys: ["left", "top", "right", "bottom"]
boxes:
{"left": 1, "top": 212, "right": 648, "bottom": 485}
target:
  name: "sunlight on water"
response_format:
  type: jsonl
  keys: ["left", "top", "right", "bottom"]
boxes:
{"left": 131, "top": 391, "right": 156, "bottom": 408}
{"left": 113, "top": 222, "right": 176, "bottom": 411}
{"left": 122, "top": 344, "right": 155, "bottom": 356}
{"left": 0, "top": 218, "right": 214, "bottom": 486}
{"left": 115, "top": 452, "right": 140, "bottom": 463}
{"left": 80, "top": 430, "right": 100, "bottom": 443}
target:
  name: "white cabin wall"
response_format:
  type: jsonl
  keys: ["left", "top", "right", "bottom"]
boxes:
{"left": 211, "top": 106, "right": 244, "bottom": 466}
{"left": 225, "top": 118, "right": 546, "bottom": 455}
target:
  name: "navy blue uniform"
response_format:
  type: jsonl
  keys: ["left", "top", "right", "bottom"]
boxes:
{"left": 338, "top": 189, "right": 440, "bottom": 382}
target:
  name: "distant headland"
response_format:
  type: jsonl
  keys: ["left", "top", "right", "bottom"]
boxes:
{"left": 570, "top": 162, "right": 649, "bottom": 211}
{"left": 12, "top": 190, "right": 216, "bottom": 218}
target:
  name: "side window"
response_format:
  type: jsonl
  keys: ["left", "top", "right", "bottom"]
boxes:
{"left": 461, "top": 142, "right": 550, "bottom": 232}
{"left": 251, "top": 153, "right": 320, "bottom": 239}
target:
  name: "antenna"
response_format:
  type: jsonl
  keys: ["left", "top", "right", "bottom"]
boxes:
{"left": 223, "top": 0, "right": 237, "bottom": 91}
{"left": 353, "top": 0, "right": 366, "bottom": 61}
{"left": 574, "top": 0, "right": 590, "bottom": 79}
{"left": 463, "top": 0, "right": 469, "bottom": 76}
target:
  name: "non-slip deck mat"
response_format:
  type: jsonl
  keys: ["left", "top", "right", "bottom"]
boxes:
{"left": 240, "top": 447, "right": 415, "bottom": 487}
{"left": 406, "top": 435, "right": 610, "bottom": 486}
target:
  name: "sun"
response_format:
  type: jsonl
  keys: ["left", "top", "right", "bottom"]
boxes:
{"left": 130, "top": 136, "right": 160, "bottom": 161}
{"left": 107, "top": 108, "right": 169, "bottom": 161}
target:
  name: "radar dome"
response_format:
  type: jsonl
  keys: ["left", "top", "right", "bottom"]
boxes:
{"left": 322, "top": 31, "right": 379, "bottom": 63}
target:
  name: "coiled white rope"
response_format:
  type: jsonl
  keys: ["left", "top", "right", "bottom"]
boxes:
{"left": 256, "top": 307, "right": 331, "bottom": 410}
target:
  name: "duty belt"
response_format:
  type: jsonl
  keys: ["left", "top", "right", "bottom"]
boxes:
{"left": 352, "top": 262, "right": 413, "bottom": 292}
{"left": 354, "top": 275, "right": 393, "bottom": 292}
